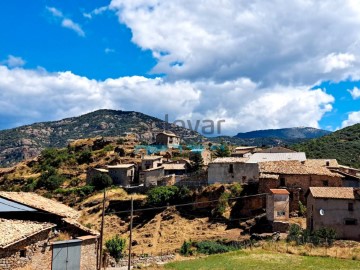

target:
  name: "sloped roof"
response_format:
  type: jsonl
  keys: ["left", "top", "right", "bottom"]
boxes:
{"left": 309, "top": 187, "right": 359, "bottom": 199}
{"left": 0, "top": 192, "right": 80, "bottom": 219}
{"left": 142, "top": 155, "right": 163, "bottom": 161}
{"left": 259, "top": 173, "right": 279, "bottom": 179}
{"left": 258, "top": 147, "right": 296, "bottom": 153}
{"left": 106, "top": 164, "right": 134, "bottom": 169}
{"left": 270, "top": 189, "right": 290, "bottom": 195}
{"left": 157, "top": 131, "right": 178, "bottom": 137}
{"left": 0, "top": 218, "right": 55, "bottom": 249}
{"left": 304, "top": 159, "right": 339, "bottom": 167}
{"left": 62, "top": 218, "right": 99, "bottom": 236}
{"left": 247, "top": 152, "right": 306, "bottom": 163}
{"left": 212, "top": 157, "right": 249, "bottom": 163}
{"left": 162, "top": 163, "right": 187, "bottom": 170}
{"left": 259, "top": 161, "right": 341, "bottom": 177}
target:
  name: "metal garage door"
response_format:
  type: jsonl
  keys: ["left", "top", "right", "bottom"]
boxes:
{"left": 52, "top": 239, "right": 82, "bottom": 270}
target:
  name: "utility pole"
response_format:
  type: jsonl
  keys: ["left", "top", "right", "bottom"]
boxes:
{"left": 128, "top": 197, "right": 133, "bottom": 270}
{"left": 98, "top": 188, "right": 106, "bottom": 270}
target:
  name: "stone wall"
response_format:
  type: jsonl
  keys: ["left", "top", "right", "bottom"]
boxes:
{"left": 79, "top": 238, "right": 98, "bottom": 270}
{"left": 208, "top": 162, "right": 259, "bottom": 185}
{"left": 0, "top": 229, "right": 52, "bottom": 270}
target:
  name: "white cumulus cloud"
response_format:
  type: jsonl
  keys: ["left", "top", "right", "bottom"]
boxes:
{"left": 2, "top": 55, "right": 26, "bottom": 68}
{"left": 341, "top": 111, "right": 360, "bottom": 128}
{"left": 0, "top": 65, "right": 334, "bottom": 135}
{"left": 109, "top": 0, "right": 360, "bottom": 85}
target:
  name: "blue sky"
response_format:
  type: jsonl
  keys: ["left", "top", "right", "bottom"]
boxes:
{"left": 1, "top": 0, "right": 360, "bottom": 135}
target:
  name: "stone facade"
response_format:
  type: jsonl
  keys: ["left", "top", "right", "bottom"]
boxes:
{"left": 140, "top": 167, "right": 165, "bottom": 187}
{"left": 107, "top": 165, "right": 135, "bottom": 186}
{"left": 307, "top": 188, "right": 360, "bottom": 240}
{"left": 259, "top": 174, "right": 342, "bottom": 211}
{"left": 208, "top": 162, "right": 259, "bottom": 185}
{"left": 0, "top": 230, "right": 98, "bottom": 270}
{"left": 155, "top": 132, "right": 180, "bottom": 148}
{"left": 0, "top": 229, "right": 52, "bottom": 270}
{"left": 266, "top": 190, "right": 289, "bottom": 222}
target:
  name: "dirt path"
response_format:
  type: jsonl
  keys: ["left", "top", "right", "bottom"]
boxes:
{"left": 151, "top": 214, "right": 162, "bottom": 253}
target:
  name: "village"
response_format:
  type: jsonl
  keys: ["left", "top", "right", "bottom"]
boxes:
{"left": 0, "top": 130, "right": 359, "bottom": 270}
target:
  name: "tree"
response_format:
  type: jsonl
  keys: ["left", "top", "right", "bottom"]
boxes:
{"left": 146, "top": 186, "right": 179, "bottom": 206}
{"left": 76, "top": 150, "right": 92, "bottom": 164}
{"left": 215, "top": 143, "right": 231, "bottom": 157}
{"left": 190, "top": 152, "right": 204, "bottom": 172}
{"left": 105, "top": 235, "right": 126, "bottom": 262}
{"left": 91, "top": 173, "right": 113, "bottom": 190}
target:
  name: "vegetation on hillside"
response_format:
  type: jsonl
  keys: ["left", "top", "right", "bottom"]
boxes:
{"left": 292, "top": 123, "right": 360, "bottom": 168}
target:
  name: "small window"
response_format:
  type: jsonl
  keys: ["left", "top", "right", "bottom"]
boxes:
{"left": 322, "top": 180, "right": 329, "bottom": 186}
{"left": 326, "top": 161, "right": 330, "bottom": 166}
{"left": 344, "top": 218, "right": 358, "bottom": 225}
{"left": 20, "top": 250, "right": 26, "bottom": 257}
{"left": 145, "top": 165, "right": 150, "bottom": 169}
{"left": 348, "top": 203, "right": 354, "bottom": 211}
{"left": 277, "top": 211, "right": 286, "bottom": 216}
{"left": 228, "top": 164, "right": 234, "bottom": 174}
{"left": 280, "top": 178, "right": 285, "bottom": 187}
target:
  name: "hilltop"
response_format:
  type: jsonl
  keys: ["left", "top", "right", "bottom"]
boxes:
{"left": 209, "top": 127, "right": 330, "bottom": 146}
{"left": 292, "top": 124, "right": 360, "bottom": 168}
{"left": 0, "top": 109, "right": 203, "bottom": 167}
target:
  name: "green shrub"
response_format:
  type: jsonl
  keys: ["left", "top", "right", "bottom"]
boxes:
{"left": 287, "top": 224, "right": 336, "bottom": 246}
{"left": 189, "top": 153, "right": 204, "bottom": 172}
{"left": 91, "top": 173, "right": 113, "bottom": 190}
{"left": 105, "top": 235, "right": 126, "bottom": 262}
{"left": 229, "top": 183, "right": 243, "bottom": 196}
{"left": 22, "top": 178, "right": 37, "bottom": 192}
{"left": 299, "top": 201, "right": 307, "bottom": 216}
{"left": 146, "top": 186, "right": 179, "bottom": 206}
{"left": 213, "top": 192, "right": 230, "bottom": 216}
{"left": 37, "top": 171, "right": 65, "bottom": 191}
{"left": 76, "top": 150, "right": 92, "bottom": 164}
{"left": 180, "top": 240, "right": 193, "bottom": 256}
{"left": 195, "top": 241, "right": 231, "bottom": 255}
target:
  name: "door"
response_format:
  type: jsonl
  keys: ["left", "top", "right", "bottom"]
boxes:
{"left": 52, "top": 239, "right": 82, "bottom": 270}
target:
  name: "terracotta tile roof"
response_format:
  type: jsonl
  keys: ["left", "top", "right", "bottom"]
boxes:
{"left": 309, "top": 187, "right": 358, "bottom": 199}
{"left": 247, "top": 152, "right": 306, "bottom": 163}
{"left": 259, "top": 161, "right": 341, "bottom": 177}
{"left": 62, "top": 218, "right": 99, "bottom": 236}
{"left": 304, "top": 159, "right": 339, "bottom": 167}
{"left": 270, "top": 189, "right": 290, "bottom": 195}
{"left": 0, "top": 218, "right": 55, "bottom": 249}
{"left": 0, "top": 192, "right": 80, "bottom": 219}
{"left": 212, "top": 157, "right": 249, "bottom": 163}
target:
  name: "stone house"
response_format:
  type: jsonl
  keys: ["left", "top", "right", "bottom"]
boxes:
{"left": 207, "top": 157, "right": 259, "bottom": 185}
{"left": 86, "top": 168, "right": 109, "bottom": 184}
{"left": 141, "top": 155, "right": 163, "bottom": 171}
{"left": 106, "top": 164, "right": 135, "bottom": 186}
{"left": 162, "top": 163, "right": 188, "bottom": 176}
{"left": 231, "top": 146, "right": 257, "bottom": 158}
{"left": 155, "top": 131, "right": 180, "bottom": 148}
{"left": 258, "top": 161, "right": 343, "bottom": 211}
{"left": 0, "top": 192, "right": 99, "bottom": 270}
{"left": 307, "top": 187, "right": 360, "bottom": 240}
{"left": 140, "top": 166, "right": 165, "bottom": 187}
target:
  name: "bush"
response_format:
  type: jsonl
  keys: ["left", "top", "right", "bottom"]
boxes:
{"left": 146, "top": 186, "right": 179, "bottom": 206}
{"left": 180, "top": 240, "right": 193, "bottom": 256}
{"left": 213, "top": 192, "right": 230, "bottom": 216}
{"left": 195, "top": 241, "right": 232, "bottom": 255}
{"left": 189, "top": 153, "right": 204, "bottom": 172}
{"left": 299, "top": 201, "right": 307, "bottom": 216}
{"left": 105, "top": 235, "right": 126, "bottom": 262}
{"left": 229, "top": 183, "right": 243, "bottom": 196}
{"left": 37, "top": 169, "right": 65, "bottom": 191}
{"left": 91, "top": 173, "right": 113, "bottom": 190}
{"left": 287, "top": 224, "right": 336, "bottom": 246}
{"left": 76, "top": 150, "right": 92, "bottom": 164}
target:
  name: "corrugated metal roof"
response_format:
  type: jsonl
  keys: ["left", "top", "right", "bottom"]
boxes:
{"left": 309, "top": 187, "right": 358, "bottom": 199}
{"left": 247, "top": 152, "right": 306, "bottom": 163}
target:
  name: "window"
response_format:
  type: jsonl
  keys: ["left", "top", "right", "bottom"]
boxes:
{"left": 280, "top": 177, "right": 285, "bottom": 187}
{"left": 344, "top": 218, "right": 358, "bottom": 225}
{"left": 348, "top": 203, "right": 354, "bottom": 211}
{"left": 228, "top": 164, "right": 234, "bottom": 174}
{"left": 322, "top": 180, "right": 329, "bottom": 186}
{"left": 242, "top": 176, "right": 247, "bottom": 182}
{"left": 277, "top": 211, "right": 286, "bottom": 216}
{"left": 20, "top": 250, "right": 26, "bottom": 257}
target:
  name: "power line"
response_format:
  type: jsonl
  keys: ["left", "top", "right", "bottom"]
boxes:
{"left": 107, "top": 193, "right": 268, "bottom": 215}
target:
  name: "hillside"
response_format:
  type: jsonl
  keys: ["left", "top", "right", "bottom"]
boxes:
{"left": 0, "top": 109, "right": 203, "bottom": 167}
{"left": 235, "top": 127, "right": 331, "bottom": 139}
{"left": 292, "top": 124, "right": 360, "bottom": 168}
{"left": 209, "top": 127, "right": 330, "bottom": 146}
